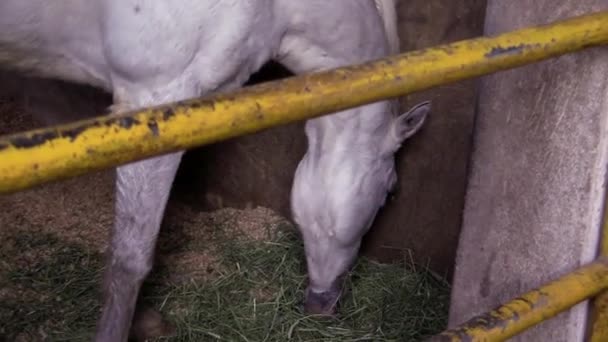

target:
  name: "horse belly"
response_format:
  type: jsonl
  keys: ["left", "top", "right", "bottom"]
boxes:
{"left": 0, "top": 0, "right": 110, "bottom": 89}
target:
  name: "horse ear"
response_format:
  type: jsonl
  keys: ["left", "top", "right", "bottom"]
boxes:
{"left": 394, "top": 101, "right": 430, "bottom": 142}
{"left": 382, "top": 101, "right": 430, "bottom": 155}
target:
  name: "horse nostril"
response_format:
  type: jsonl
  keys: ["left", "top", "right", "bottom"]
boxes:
{"left": 303, "top": 289, "right": 340, "bottom": 317}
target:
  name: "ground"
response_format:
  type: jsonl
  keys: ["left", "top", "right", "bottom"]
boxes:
{"left": 0, "top": 70, "right": 449, "bottom": 342}
{"left": 0, "top": 183, "right": 449, "bottom": 341}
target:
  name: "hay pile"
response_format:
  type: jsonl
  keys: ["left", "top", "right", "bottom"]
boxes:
{"left": 0, "top": 190, "right": 449, "bottom": 341}
{"left": 0, "top": 130, "right": 449, "bottom": 341}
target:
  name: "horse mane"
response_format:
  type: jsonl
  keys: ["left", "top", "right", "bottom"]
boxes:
{"left": 374, "top": 0, "right": 400, "bottom": 55}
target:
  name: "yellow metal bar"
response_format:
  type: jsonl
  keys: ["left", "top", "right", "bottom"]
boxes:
{"left": 1, "top": 11, "right": 608, "bottom": 194}
{"left": 588, "top": 183, "right": 608, "bottom": 340}
{"left": 426, "top": 258, "right": 608, "bottom": 342}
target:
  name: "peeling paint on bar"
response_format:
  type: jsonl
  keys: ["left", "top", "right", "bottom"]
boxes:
{"left": 484, "top": 43, "right": 539, "bottom": 58}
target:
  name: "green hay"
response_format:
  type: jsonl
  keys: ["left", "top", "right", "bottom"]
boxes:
{"left": 0, "top": 226, "right": 449, "bottom": 341}
{"left": 0, "top": 233, "right": 103, "bottom": 341}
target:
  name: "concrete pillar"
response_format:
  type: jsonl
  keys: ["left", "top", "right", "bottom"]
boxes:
{"left": 448, "top": 1, "right": 608, "bottom": 341}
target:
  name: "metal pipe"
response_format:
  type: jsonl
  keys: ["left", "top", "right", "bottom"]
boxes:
{"left": 1, "top": 10, "right": 608, "bottom": 194}
{"left": 426, "top": 258, "right": 608, "bottom": 342}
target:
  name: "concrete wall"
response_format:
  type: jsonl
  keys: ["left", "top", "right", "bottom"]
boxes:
{"left": 448, "top": 1, "right": 608, "bottom": 340}
{"left": 362, "top": 0, "right": 484, "bottom": 277}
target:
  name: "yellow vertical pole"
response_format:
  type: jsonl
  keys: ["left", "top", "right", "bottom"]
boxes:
{"left": 588, "top": 188, "right": 608, "bottom": 341}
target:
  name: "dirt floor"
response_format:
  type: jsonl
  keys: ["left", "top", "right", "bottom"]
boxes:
{"left": 0, "top": 92, "right": 449, "bottom": 341}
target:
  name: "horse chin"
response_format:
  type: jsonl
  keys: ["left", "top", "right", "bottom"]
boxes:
{"left": 303, "top": 287, "right": 341, "bottom": 317}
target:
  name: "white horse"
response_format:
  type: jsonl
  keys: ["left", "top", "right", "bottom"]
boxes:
{"left": 0, "top": 0, "right": 430, "bottom": 340}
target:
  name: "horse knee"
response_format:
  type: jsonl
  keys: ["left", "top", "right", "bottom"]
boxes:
{"left": 108, "top": 245, "right": 154, "bottom": 283}
{"left": 118, "top": 247, "right": 153, "bottom": 278}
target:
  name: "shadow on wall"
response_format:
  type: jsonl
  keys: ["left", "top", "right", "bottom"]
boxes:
{"left": 361, "top": 0, "right": 486, "bottom": 280}
{"left": 172, "top": 61, "right": 303, "bottom": 217}
{"left": 0, "top": 70, "right": 111, "bottom": 131}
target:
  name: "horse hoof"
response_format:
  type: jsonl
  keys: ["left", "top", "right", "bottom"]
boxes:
{"left": 129, "top": 306, "right": 176, "bottom": 341}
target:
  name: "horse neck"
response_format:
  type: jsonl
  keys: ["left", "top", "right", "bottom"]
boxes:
{"left": 306, "top": 99, "right": 397, "bottom": 156}
{"left": 373, "top": 0, "right": 400, "bottom": 55}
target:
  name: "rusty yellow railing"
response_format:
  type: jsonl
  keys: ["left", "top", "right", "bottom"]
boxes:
{"left": 1, "top": 9, "right": 608, "bottom": 342}
{"left": 426, "top": 258, "right": 608, "bottom": 341}
{"left": 1, "top": 10, "right": 607, "bottom": 194}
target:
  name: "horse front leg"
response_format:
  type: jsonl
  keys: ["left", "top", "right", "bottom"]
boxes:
{"left": 94, "top": 150, "right": 184, "bottom": 342}
{"left": 92, "top": 85, "right": 194, "bottom": 341}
